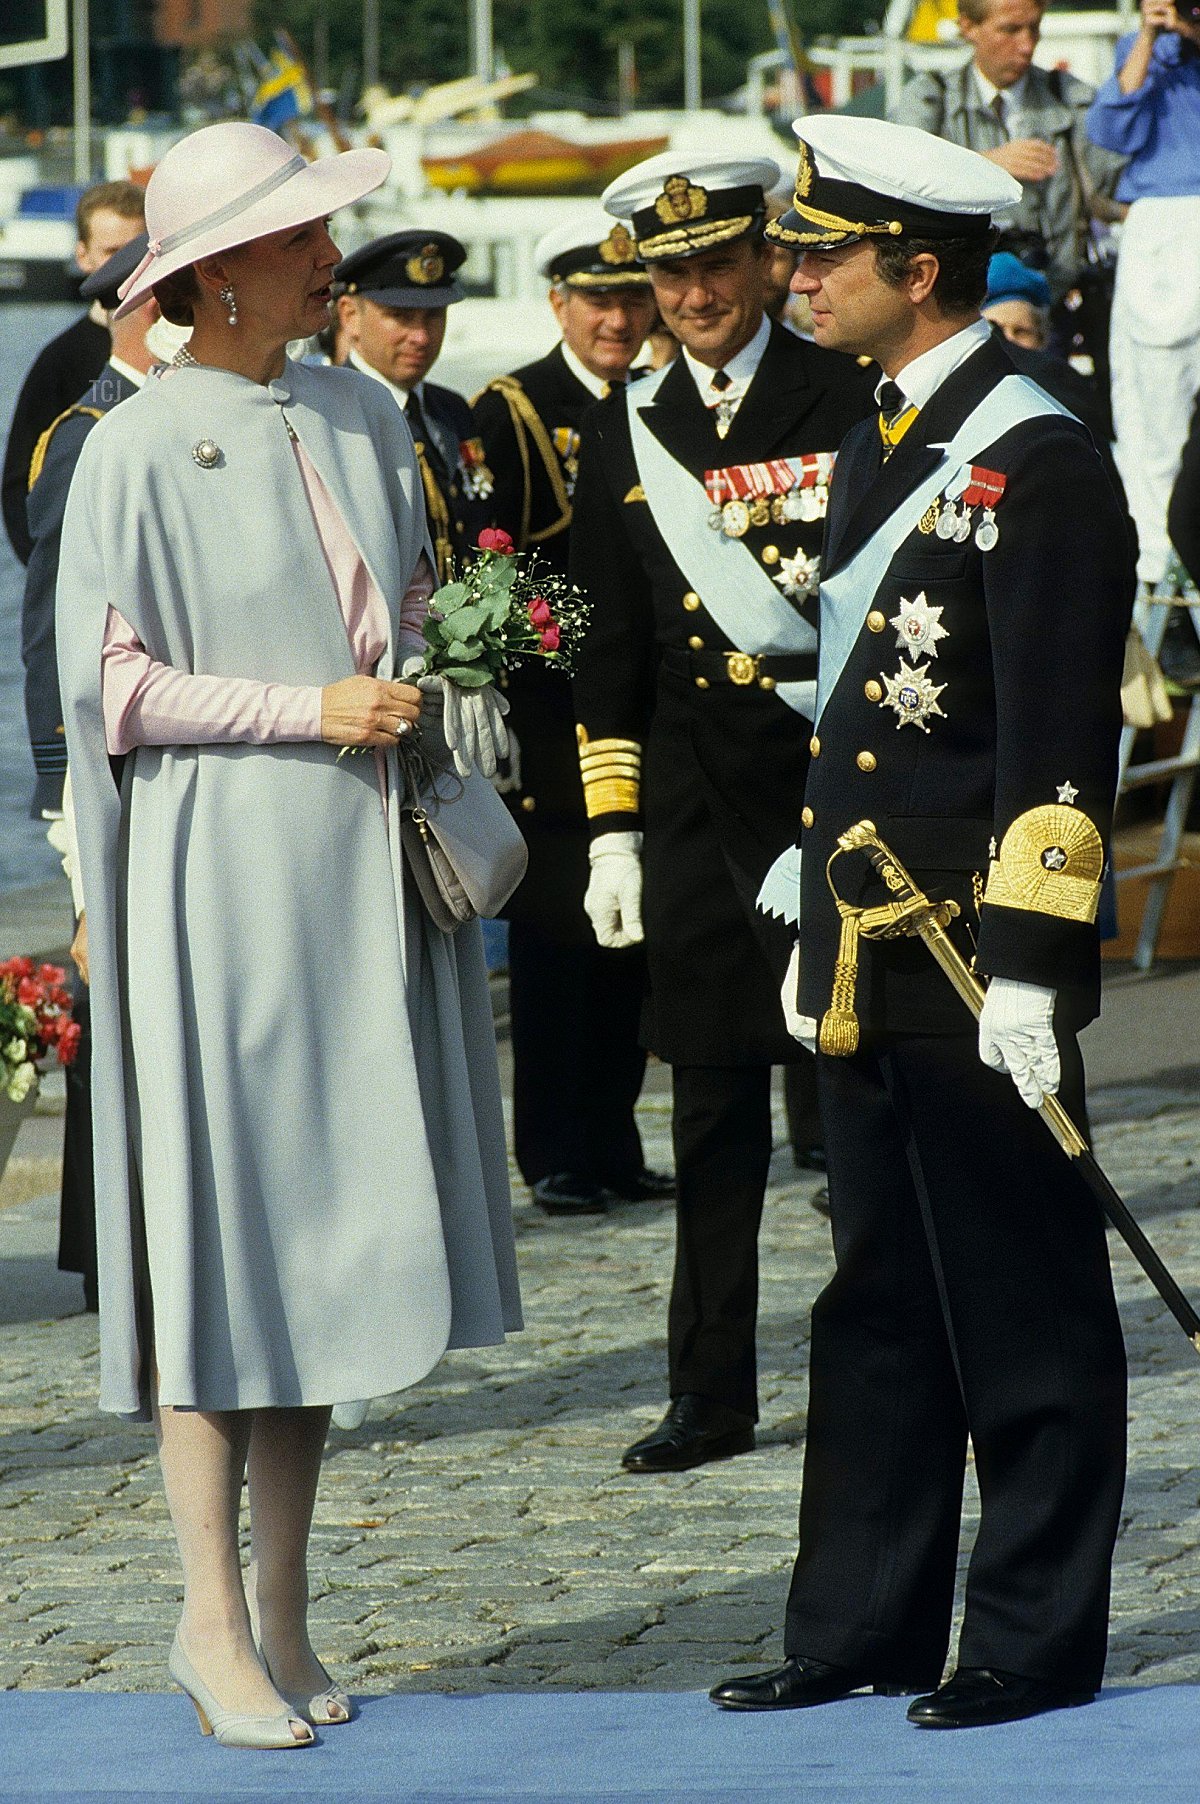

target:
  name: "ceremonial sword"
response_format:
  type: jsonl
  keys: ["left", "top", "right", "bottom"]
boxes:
{"left": 822, "top": 819, "right": 1200, "bottom": 1356}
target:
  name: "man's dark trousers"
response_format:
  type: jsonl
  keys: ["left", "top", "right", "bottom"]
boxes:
{"left": 783, "top": 1033, "right": 1127, "bottom": 1691}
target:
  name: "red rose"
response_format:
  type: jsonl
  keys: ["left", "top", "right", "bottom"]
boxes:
{"left": 56, "top": 1021, "right": 82, "bottom": 1066}
{"left": 527, "top": 596, "right": 553, "bottom": 627}
{"left": 16, "top": 977, "right": 40, "bottom": 1007}
{"left": 0, "top": 957, "right": 34, "bottom": 981}
{"left": 539, "top": 624, "right": 561, "bottom": 652}
{"left": 477, "top": 527, "right": 514, "bottom": 554}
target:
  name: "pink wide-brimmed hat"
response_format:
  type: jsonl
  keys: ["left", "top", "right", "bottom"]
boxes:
{"left": 113, "top": 120, "right": 390, "bottom": 319}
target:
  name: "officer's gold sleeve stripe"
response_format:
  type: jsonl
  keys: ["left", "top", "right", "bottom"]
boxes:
{"left": 983, "top": 803, "right": 1103, "bottom": 924}
{"left": 583, "top": 779, "right": 640, "bottom": 818}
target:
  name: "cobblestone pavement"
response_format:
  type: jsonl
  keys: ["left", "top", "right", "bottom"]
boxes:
{"left": 0, "top": 1057, "right": 1197, "bottom": 1698}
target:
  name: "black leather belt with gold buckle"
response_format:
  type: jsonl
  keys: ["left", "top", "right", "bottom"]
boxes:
{"left": 661, "top": 645, "right": 817, "bottom": 692}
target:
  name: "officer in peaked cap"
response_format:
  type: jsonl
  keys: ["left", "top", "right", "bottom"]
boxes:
{"left": 568, "top": 152, "right": 875, "bottom": 1473}
{"left": 471, "top": 209, "right": 668, "bottom": 1221}
{"left": 710, "top": 115, "right": 1134, "bottom": 1729}
{"left": 21, "top": 228, "right": 161, "bottom": 1319}
{"left": 336, "top": 230, "right": 493, "bottom": 581}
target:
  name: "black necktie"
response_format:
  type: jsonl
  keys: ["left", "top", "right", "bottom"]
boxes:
{"left": 710, "top": 369, "right": 732, "bottom": 392}
{"left": 990, "top": 91, "right": 1008, "bottom": 137}
{"left": 405, "top": 390, "right": 447, "bottom": 480}
{"left": 710, "top": 368, "right": 734, "bottom": 438}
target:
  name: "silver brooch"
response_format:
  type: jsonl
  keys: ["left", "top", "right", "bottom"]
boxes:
{"left": 191, "top": 439, "right": 221, "bottom": 469}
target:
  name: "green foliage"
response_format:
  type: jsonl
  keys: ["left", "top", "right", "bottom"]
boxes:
{"left": 250, "top": 0, "right": 883, "bottom": 106}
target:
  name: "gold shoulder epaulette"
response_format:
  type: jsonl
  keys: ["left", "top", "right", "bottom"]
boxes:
{"left": 27, "top": 404, "right": 104, "bottom": 492}
{"left": 474, "top": 374, "right": 571, "bottom": 549}
{"left": 983, "top": 803, "right": 1103, "bottom": 924}
{"left": 577, "top": 723, "right": 641, "bottom": 818}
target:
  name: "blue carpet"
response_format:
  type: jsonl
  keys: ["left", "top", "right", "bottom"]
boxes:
{"left": 0, "top": 1686, "right": 1195, "bottom": 1802}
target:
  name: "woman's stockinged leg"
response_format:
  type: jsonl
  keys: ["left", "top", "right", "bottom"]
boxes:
{"left": 245, "top": 1406, "right": 347, "bottom": 1719}
{"left": 154, "top": 1398, "right": 309, "bottom": 1739}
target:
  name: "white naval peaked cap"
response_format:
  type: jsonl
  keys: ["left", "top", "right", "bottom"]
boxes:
{"left": 603, "top": 150, "right": 781, "bottom": 261}
{"left": 533, "top": 206, "right": 649, "bottom": 286}
{"left": 769, "top": 114, "right": 1021, "bottom": 250}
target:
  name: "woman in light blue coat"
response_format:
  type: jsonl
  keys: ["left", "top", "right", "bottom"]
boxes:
{"left": 57, "top": 122, "right": 521, "bottom": 1750}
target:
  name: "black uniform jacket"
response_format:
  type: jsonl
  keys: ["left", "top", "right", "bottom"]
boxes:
{"left": 795, "top": 332, "right": 1135, "bottom": 1038}
{"left": 3, "top": 313, "right": 110, "bottom": 566}
{"left": 570, "top": 323, "right": 875, "bottom": 1063}
{"left": 473, "top": 344, "right": 598, "bottom": 935}
{"left": 407, "top": 378, "right": 492, "bottom": 582}
{"left": 22, "top": 362, "right": 139, "bottom": 814}
{"left": 1168, "top": 385, "right": 1200, "bottom": 588}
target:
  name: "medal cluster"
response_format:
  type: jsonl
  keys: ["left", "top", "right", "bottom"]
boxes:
{"left": 921, "top": 462, "right": 1006, "bottom": 551}
{"left": 705, "top": 452, "right": 834, "bottom": 540}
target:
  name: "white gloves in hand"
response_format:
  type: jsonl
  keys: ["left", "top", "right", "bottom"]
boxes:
{"left": 401, "top": 655, "right": 510, "bottom": 780}
{"left": 585, "top": 831, "right": 644, "bottom": 948}
{"left": 781, "top": 941, "right": 818, "bottom": 1051}
{"left": 978, "top": 976, "right": 1060, "bottom": 1109}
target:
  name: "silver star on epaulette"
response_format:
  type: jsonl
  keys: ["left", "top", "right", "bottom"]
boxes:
{"left": 1056, "top": 781, "right": 1079, "bottom": 805}
{"left": 881, "top": 659, "right": 946, "bottom": 732}
{"left": 889, "top": 590, "right": 948, "bottom": 658}
{"left": 774, "top": 550, "right": 821, "bottom": 600}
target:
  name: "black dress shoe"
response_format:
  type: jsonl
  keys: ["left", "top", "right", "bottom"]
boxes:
{"left": 605, "top": 1166, "right": 676, "bottom": 1202}
{"left": 621, "top": 1394, "right": 754, "bottom": 1472}
{"left": 710, "top": 1656, "right": 923, "bottom": 1712}
{"left": 531, "top": 1172, "right": 611, "bottom": 1216}
{"left": 906, "top": 1667, "right": 1094, "bottom": 1730}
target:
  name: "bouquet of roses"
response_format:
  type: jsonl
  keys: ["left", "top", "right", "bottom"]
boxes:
{"left": 420, "top": 528, "right": 592, "bottom": 686}
{"left": 0, "top": 957, "right": 80, "bottom": 1104}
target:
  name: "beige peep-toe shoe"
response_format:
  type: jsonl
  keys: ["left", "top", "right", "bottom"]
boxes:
{"left": 169, "top": 1634, "right": 314, "bottom": 1750}
{"left": 277, "top": 1677, "right": 354, "bottom": 1727}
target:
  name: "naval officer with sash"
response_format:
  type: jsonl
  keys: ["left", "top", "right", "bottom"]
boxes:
{"left": 713, "top": 116, "right": 1134, "bottom": 1729}
{"left": 335, "top": 230, "right": 493, "bottom": 581}
{"left": 569, "top": 152, "right": 874, "bottom": 1473}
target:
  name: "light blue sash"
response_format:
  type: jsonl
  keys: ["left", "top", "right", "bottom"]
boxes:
{"left": 757, "top": 373, "right": 1069, "bottom": 929}
{"left": 628, "top": 365, "right": 818, "bottom": 719}
{"left": 814, "top": 373, "right": 1069, "bottom": 725}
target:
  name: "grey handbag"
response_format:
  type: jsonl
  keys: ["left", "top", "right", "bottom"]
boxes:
{"left": 400, "top": 752, "right": 528, "bottom": 934}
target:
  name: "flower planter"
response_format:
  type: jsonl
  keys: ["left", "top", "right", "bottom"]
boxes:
{"left": 0, "top": 1091, "right": 35, "bottom": 1187}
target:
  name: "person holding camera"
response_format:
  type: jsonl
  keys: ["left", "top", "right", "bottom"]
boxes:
{"left": 1087, "top": 0, "right": 1200, "bottom": 616}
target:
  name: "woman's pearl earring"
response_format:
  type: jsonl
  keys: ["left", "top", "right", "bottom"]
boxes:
{"left": 219, "top": 284, "right": 238, "bottom": 328}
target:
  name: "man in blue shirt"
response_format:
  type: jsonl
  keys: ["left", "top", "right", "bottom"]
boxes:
{"left": 1087, "top": 0, "right": 1200, "bottom": 595}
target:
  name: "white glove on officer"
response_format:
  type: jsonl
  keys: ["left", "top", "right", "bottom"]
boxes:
{"left": 978, "top": 976, "right": 1060, "bottom": 1109}
{"left": 780, "top": 940, "right": 818, "bottom": 1052}
{"left": 585, "top": 831, "right": 644, "bottom": 949}
{"left": 400, "top": 656, "right": 510, "bottom": 780}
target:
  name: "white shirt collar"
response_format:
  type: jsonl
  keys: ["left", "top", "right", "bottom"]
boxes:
{"left": 107, "top": 355, "right": 146, "bottom": 389}
{"left": 349, "top": 348, "right": 421, "bottom": 406}
{"left": 973, "top": 66, "right": 1027, "bottom": 115}
{"left": 876, "top": 317, "right": 992, "bottom": 415}
{"left": 560, "top": 341, "right": 611, "bottom": 401}
{"left": 682, "top": 312, "right": 771, "bottom": 412}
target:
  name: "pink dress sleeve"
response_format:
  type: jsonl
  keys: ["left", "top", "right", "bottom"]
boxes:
{"left": 100, "top": 437, "right": 432, "bottom": 757}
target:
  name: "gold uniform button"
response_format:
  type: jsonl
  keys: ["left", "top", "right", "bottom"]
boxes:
{"left": 758, "top": 675, "right": 777, "bottom": 691}
{"left": 688, "top": 635, "right": 705, "bottom": 650}
{"left": 801, "top": 806, "right": 814, "bottom": 829}
{"left": 761, "top": 545, "right": 781, "bottom": 566}
{"left": 520, "top": 796, "right": 537, "bottom": 813}
{"left": 695, "top": 676, "right": 710, "bottom": 689}
{"left": 864, "top": 679, "right": 883, "bottom": 702}
{"left": 682, "top": 591, "right": 701, "bottom": 612}
{"left": 867, "top": 610, "right": 887, "bottom": 633}
{"left": 809, "top": 735, "right": 821, "bottom": 757}
{"left": 856, "top": 750, "right": 877, "bottom": 773}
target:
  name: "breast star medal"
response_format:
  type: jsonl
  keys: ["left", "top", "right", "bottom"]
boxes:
{"left": 880, "top": 659, "right": 946, "bottom": 731}
{"left": 191, "top": 439, "right": 221, "bottom": 469}
{"left": 889, "top": 590, "right": 948, "bottom": 658}
{"left": 773, "top": 549, "right": 821, "bottom": 600}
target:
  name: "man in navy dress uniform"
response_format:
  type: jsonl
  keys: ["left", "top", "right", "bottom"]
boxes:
{"left": 569, "top": 153, "right": 874, "bottom": 1473}
{"left": 473, "top": 212, "right": 671, "bottom": 1217}
{"left": 711, "top": 115, "right": 1134, "bottom": 1730}
{"left": 335, "top": 231, "right": 493, "bottom": 581}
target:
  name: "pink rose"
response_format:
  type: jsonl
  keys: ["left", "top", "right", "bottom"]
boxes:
{"left": 539, "top": 624, "right": 561, "bottom": 653}
{"left": 528, "top": 596, "right": 553, "bottom": 627}
{"left": 477, "top": 527, "right": 514, "bottom": 554}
